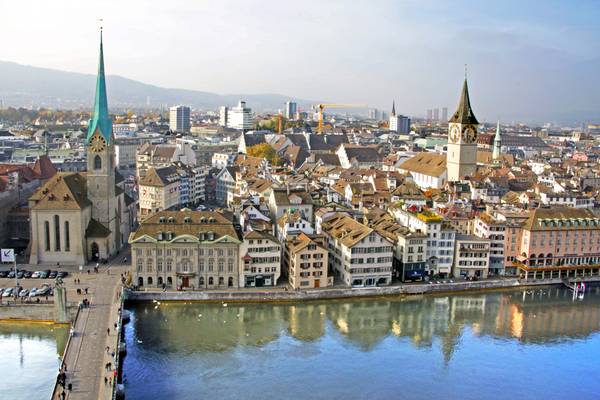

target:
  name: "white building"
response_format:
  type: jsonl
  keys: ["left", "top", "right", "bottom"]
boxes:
{"left": 227, "top": 100, "right": 253, "bottom": 131}
{"left": 219, "top": 106, "right": 229, "bottom": 127}
{"left": 322, "top": 213, "right": 393, "bottom": 287}
{"left": 169, "top": 105, "right": 191, "bottom": 133}
{"left": 473, "top": 212, "right": 505, "bottom": 276}
{"left": 239, "top": 230, "right": 281, "bottom": 287}
{"left": 284, "top": 101, "right": 297, "bottom": 120}
{"left": 453, "top": 234, "right": 491, "bottom": 279}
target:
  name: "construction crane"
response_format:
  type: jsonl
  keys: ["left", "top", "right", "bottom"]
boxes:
{"left": 314, "top": 103, "right": 368, "bottom": 133}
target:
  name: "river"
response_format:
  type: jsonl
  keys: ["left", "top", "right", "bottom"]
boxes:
{"left": 123, "top": 286, "right": 600, "bottom": 400}
{"left": 0, "top": 322, "right": 68, "bottom": 398}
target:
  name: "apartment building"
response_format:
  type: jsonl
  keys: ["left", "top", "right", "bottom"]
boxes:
{"left": 322, "top": 213, "right": 393, "bottom": 287}
{"left": 473, "top": 212, "right": 506, "bottom": 276}
{"left": 285, "top": 233, "right": 330, "bottom": 289}
{"left": 453, "top": 234, "right": 491, "bottom": 279}
{"left": 239, "top": 230, "right": 281, "bottom": 287}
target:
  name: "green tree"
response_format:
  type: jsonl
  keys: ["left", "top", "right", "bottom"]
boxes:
{"left": 247, "top": 143, "right": 283, "bottom": 166}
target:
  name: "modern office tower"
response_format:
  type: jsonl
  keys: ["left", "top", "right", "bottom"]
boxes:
{"left": 368, "top": 108, "right": 380, "bottom": 120}
{"left": 442, "top": 107, "right": 448, "bottom": 122}
{"left": 219, "top": 106, "right": 229, "bottom": 127}
{"left": 169, "top": 105, "right": 191, "bottom": 133}
{"left": 427, "top": 109, "right": 433, "bottom": 121}
{"left": 433, "top": 108, "right": 440, "bottom": 121}
{"left": 285, "top": 101, "right": 297, "bottom": 120}
{"left": 227, "top": 100, "right": 253, "bottom": 131}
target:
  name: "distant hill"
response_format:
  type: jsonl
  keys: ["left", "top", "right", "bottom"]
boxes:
{"left": 0, "top": 60, "right": 313, "bottom": 111}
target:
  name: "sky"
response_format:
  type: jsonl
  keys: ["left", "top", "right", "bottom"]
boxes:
{"left": 1, "top": 0, "right": 599, "bottom": 123}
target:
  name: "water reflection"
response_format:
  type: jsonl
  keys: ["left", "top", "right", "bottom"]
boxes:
{"left": 127, "top": 286, "right": 600, "bottom": 361}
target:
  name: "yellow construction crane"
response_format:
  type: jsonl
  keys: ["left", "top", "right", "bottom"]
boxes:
{"left": 314, "top": 103, "right": 368, "bottom": 134}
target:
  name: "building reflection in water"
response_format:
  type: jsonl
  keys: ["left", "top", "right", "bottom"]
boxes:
{"left": 128, "top": 286, "right": 600, "bottom": 362}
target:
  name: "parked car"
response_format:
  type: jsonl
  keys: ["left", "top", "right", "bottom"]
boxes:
{"left": 32, "top": 271, "right": 42, "bottom": 279}
{"left": 39, "top": 271, "right": 49, "bottom": 279}
{"left": 28, "top": 288, "right": 38, "bottom": 297}
{"left": 7, "top": 271, "right": 15, "bottom": 279}
{"left": 57, "top": 271, "right": 69, "bottom": 278}
{"left": 48, "top": 271, "right": 58, "bottom": 279}
{"left": 23, "top": 271, "right": 32, "bottom": 278}
{"left": 0, "top": 271, "right": 8, "bottom": 278}
{"left": 37, "top": 286, "right": 51, "bottom": 296}
{"left": 18, "top": 289, "right": 29, "bottom": 297}
{"left": 0, "top": 288, "right": 5, "bottom": 295}
{"left": 2, "top": 288, "right": 13, "bottom": 297}
{"left": 16, "top": 271, "right": 24, "bottom": 279}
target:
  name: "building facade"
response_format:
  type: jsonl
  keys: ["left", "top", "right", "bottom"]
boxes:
{"left": 239, "top": 230, "right": 281, "bottom": 287}
{"left": 285, "top": 233, "right": 330, "bottom": 289}
{"left": 169, "top": 105, "right": 191, "bottom": 133}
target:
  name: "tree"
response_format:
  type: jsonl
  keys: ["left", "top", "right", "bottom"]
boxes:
{"left": 247, "top": 143, "right": 283, "bottom": 166}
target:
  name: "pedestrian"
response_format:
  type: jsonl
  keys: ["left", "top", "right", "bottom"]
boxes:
{"left": 60, "top": 390, "right": 65, "bottom": 400}
{"left": 114, "top": 322, "right": 117, "bottom": 330}
{"left": 67, "top": 383, "right": 72, "bottom": 391}
{"left": 85, "top": 288, "right": 88, "bottom": 295}
{"left": 104, "top": 376, "right": 108, "bottom": 385}
{"left": 87, "top": 269, "right": 90, "bottom": 274}
{"left": 107, "top": 327, "right": 110, "bottom": 336}
{"left": 109, "top": 377, "right": 112, "bottom": 386}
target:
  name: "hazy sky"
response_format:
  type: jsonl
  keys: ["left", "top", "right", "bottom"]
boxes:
{"left": 1, "top": 0, "right": 599, "bottom": 123}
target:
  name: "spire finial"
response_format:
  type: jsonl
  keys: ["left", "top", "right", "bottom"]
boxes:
{"left": 464, "top": 64, "right": 467, "bottom": 80}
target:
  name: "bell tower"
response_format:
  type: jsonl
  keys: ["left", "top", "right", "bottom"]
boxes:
{"left": 447, "top": 76, "right": 479, "bottom": 182}
{"left": 86, "top": 29, "right": 115, "bottom": 225}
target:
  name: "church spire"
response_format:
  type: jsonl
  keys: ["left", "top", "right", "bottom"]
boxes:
{"left": 391, "top": 100, "right": 396, "bottom": 117}
{"left": 493, "top": 120, "right": 502, "bottom": 161}
{"left": 448, "top": 77, "right": 479, "bottom": 125}
{"left": 87, "top": 28, "right": 112, "bottom": 143}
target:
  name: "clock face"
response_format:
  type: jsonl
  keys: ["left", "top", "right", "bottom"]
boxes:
{"left": 462, "top": 125, "right": 477, "bottom": 143}
{"left": 89, "top": 133, "right": 106, "bottom": 153}
{"left": 449, "top": 125, "right": 461, "bottom": 143}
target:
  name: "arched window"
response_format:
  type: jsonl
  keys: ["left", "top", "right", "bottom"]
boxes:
{"left": 219, "top": 277, "right": 224, "bottom": 286}
{"left": 167, "top": 277, "right": 173, "bottom": 286}
{"left": 158, "top": 277, "right": 163, "bottom": 286}
{"left": 94, "top": 155, "right": 102, "bottom": 170}
{"left": 44, "top": 221, "right": 50, "bottom": 251}
{"left": 54, "top": 215, "right": 61, "bottom": 251}
{"left": 147, "top": 277, "right": 153, "bottom": 286}
{"left": 199, "top": 277, "right": 205, "bottom": 286}
{"left": 228, "top": 277, "right": 234, "bottom": 287}
{"left": 64, "top": 221, "right": 70, "bottom": 251}
{"left": 138, "top": 277, "right": 144, "bottom": 287}
{"left": 208, "top": 277, "right": 214, "bottom": 285}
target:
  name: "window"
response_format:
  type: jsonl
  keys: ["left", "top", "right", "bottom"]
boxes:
{"left": 199, "top": 260, "right": 205, "bottom": 272}
{"left": 147, "top": 260, "right": 153, "bottom": 273}
{"left": 166, "top": 260, "right": 173, "bottom": 272}
{"left": 64, "top": 221, "right": 70, "bottom": 251}
{"left": 137, "top": 259, "right": 143, "bottom": 272}
{"left": 94, "top": 155, "right": 102, "bottom": 170}
{"left": 199, "top": 277, "right": 204, "bottom": 286}
{"left": 54, "top": 215, "right": 60, "bottom": 251}
{"left": 44, "top": 221, "right": 50, "bottom": 251}
{"left": 208, "top": 277, "right": 213, "bottom": 285}
{"left": 218, "top": 260, "right": 224, "bottom": 272}
{"left": 228, "top": 260, "right": 234, "bottom": 273}
{"left": 219, "top": 277, "right": 224, "bottom": 285}
{"left": 157, "top": 260, "right": 163, "bottom": 272}
{"left": 208, "top": 259, "right": 214, "bottom": 272}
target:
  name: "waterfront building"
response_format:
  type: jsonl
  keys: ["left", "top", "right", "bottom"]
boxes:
{"left": 389, "top": 205, "right": 455, "bottom": 276}
{"left": 169, "top": 105, "right": 191, "bottom": 133}
{"left": 447, "top": 78, "right": 479, "bottom": 182}
{"left": 453, "top": 234, "right": 491, "bottom": 278}
{"left": 129, "top": 210, "right": 241, "bottom": 289}
{"left": 473, "top": 212, "right": 506, "bottom": 276}
{"left": 322, "top": 213, "right": 393, "bottom": 287}
{"left": 29, "top": 33, "right": 136, "bottom": 264}
{"left": 239, "top": 230, "right": 281, "bottom": 287}
{"left": 285, "top": 233, "right": 330, "bottom": 289}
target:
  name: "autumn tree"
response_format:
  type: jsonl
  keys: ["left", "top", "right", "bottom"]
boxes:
{"left": 247, "top": 143, "right": 283, "bottom": 166}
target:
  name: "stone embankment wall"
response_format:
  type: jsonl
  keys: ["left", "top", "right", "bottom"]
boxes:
{"left": 125, "top": 278, "right": 570, "bottom": 303}
{"left": 0, "top": 303, "right": 77, "bottom": 323}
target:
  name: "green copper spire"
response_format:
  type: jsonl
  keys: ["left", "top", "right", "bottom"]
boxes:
{"left": 493, "top": 120, "right": 502, "bottom": 161}
{"left": 87, "top": 29, "right": 112, "bottom": 143}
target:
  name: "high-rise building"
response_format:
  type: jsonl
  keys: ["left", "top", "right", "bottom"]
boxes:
{"left": 284, "top": 101, "right": 297, "bottom": 120}
{"left": 426, "top": 109, "right": 433, "bottom": 121}
{"left": 447, "top": 78, "right": 479, "bottom": 182}
{"left": 219, "top": 106, "right": 229, "bottom": 127}
{"left": 433, "top": 108, "right": 440, "bottom": 121}
{"left": 389, "top": 101, "right": 411, "bottom": 133}
{"left": 227, "top": 100, "right": 253, "bottom": 131}
{"left": 368, "top": 108, "right": 380, "bottom": 120}
{"left": 169, "top": 105, "right": 191, "bottom": 133}
{"left": 442, "top": 107, "right": 448, "bottom": 122}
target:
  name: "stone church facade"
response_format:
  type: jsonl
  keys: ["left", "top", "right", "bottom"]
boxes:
{"left": 29, "top": 34, "right": 136, "bottom": 265}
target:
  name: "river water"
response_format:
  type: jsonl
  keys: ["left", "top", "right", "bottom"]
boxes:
{"left": 0, "top": 323, "right": 68, "bottom": 398}
{"left": 123, "top": 287, "right": 600, "bottom": 400}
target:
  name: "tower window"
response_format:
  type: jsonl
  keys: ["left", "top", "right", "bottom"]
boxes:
{"left": 64, "top": 221, "right": 70, "bottom": 252}
{"left": 94, "top": 155, "right": 102, "bottom": 170}
{"left": 44, "top": 221, "right": 50, "bottom": 251}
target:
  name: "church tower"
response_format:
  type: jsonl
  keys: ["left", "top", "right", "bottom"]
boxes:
{"left": 86, "top": 30, "right": 116, "bottom": 229}
{"left": 447, "top": 77, "right": 479, "bottom": 182}
{"left": 492, "top": 120, "right": 502, "bottom": 162}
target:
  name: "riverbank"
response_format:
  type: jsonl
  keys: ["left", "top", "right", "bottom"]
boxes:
{"left": 125, "top": 276, "right": 600, "bottom": 303}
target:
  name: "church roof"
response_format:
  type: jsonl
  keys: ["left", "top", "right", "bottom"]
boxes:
{"left": 30, "top": 155, "right": 57, "bottom": 180}
{"left": 87, "top": 31, "right": 113, "bottom": 144}
{"left": 399, "top": 152, "right": 447, "bottom": 177}
{"left": 30, "top": 173, "right": 91, "bottom": 210}
{"left": 86, "top": 218, "right": 111, "bottom": 238}
{"left": 449, "top": 78, "right": 479, "bottom": 125}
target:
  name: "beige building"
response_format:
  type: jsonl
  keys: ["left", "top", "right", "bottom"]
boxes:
{"left": 239, "top": 230, "right": 281, "bottom": 287}
{"left": 138, "top": 166, "right": 180, "bottom": 219}
{"left": 129, "top": 210, "right": 241, "bottom": 289}
{"left": 286, "top": 233, "right": 330, "bottom": 289}
{"left": 29, "top": 36, "right": 136, "bottom": 265}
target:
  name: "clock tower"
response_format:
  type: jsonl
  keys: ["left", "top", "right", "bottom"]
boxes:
{"left": 447, "top": 77, "right": 479, "bottom": 182}
{"left": 86, "top": 30, "right": 116, "bottom": 228}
